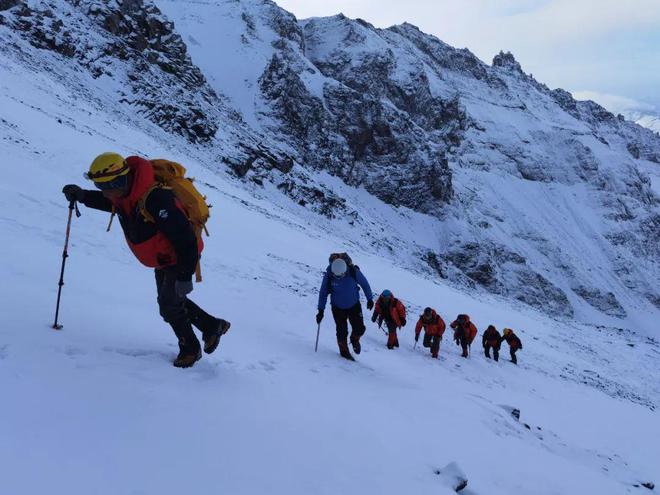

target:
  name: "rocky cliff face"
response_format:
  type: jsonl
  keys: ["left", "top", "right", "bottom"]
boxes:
{"left": 2, "top": 0, "right": 659, "bottom": 324}
{"left": 0, "top": 0, "right": 254, "bottom": 148}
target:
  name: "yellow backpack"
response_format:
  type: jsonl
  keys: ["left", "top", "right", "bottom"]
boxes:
{"left": 106, "top": 159, "right": 211, "bottom": 281}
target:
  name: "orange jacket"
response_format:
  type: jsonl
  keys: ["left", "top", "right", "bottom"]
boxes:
{"left": 502, "top": 330, "right": 523, "bottom": 350}
{"left": 415, "top": 310, "right": 446, "bottom": 337}
{"left": 373, "top": 295, "right": 406, "bottom": 327}
{"left": 110, "top": 156, "right": 203, "bottom": 269}
{"left": 450, "top": 315, "right": 478, "bottom": 344}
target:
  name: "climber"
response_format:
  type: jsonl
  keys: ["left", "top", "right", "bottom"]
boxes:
{"left": 414, "top": 307, "right": 446, "bottom": 358}
{"left": 317, "top": 253, "right": 374, "bottom": 360}
{"left": 371, "top": 290, "right": 407, "bottom": 349}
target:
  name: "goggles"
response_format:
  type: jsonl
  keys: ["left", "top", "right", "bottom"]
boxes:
{"left": 91, "top": 173, "right": 129, "bottom": 191}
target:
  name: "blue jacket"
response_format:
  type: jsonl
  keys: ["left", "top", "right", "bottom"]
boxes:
{"left": 318, "top": 265, "right": 373, "bottom": 310}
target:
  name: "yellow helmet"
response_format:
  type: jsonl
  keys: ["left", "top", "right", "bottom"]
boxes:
{"left": 503, "top": 328, "right": 512, "bottom": 336}
{"left": 86, "top": 152, "right": 129, "bottom": 183}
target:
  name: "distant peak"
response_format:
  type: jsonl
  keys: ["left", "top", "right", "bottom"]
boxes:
{"left": 492, "top": 50, "right": 523, "bottom": 73}
{"left": 398, "top": 21, "right": 422, "bottom": 31}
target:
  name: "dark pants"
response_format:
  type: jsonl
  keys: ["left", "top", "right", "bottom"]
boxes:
{"left": 455, "top": 335, "right": 469, "bottom": 357}
{"left": 510, "top": 347, "right": 518, "bottom": 364}
{"left": 454, "top": 330, "right": 469, "bottom": 357}
{"left": 484, "top": 344, "right": 500, "bottom": 361}
{"left": 423, "top": 333, "right": 441, "bottom": 357}
{"left": 155, "top": 268, "right": 218, "bottom": 352}
{"left": 331, "top": 303, "right": 366, "bottom": 346}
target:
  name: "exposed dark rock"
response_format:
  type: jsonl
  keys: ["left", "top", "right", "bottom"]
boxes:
{"left": 514, "top": 270, "right": 573, "bottom": 317}
{"left": 2, "top": 0, "right": 221, "bottom": 143}
{"left": 628, "top": 142, "right": 641, "bottom": 159}
{"left": 492, "top": 50, "right": 524, "bottom": 74}
{"left": 277, "top": 179, "right": 353, "bottom": 219}
{"left": 423, "top": 251, "right": 447, "bottom": 279}
{"left": 0, "top": 0, "right": 20, "bottom": 11}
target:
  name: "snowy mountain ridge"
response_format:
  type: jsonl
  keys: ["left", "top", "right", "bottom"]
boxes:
{"left": 2, "top": 0, "right": 659, "bottom": 329}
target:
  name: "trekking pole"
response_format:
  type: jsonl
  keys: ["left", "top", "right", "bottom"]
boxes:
{"left": 52, "top": 199, "right": 80, "bottom": 330}
{"left": 378, "top": 321, "right": 387, "bottom": 335}
{"left": 314, "top": 323, "right": 321, "bottom": 352}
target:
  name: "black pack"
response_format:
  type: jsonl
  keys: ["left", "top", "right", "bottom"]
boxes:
{"left": 329, "top": 252, "right": 353, "bottom": 266}
{"left": 327, "top": 252, "right": 359, "bottom": 291}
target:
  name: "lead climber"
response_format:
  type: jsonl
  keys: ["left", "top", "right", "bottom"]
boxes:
{"left": 62, "top": 153, "right": 230, "bottom": 368}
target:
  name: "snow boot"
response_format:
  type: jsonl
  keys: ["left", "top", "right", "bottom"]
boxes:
{"left": 350, "top": 336, "right": 361, "bottom": 355}
{"left": 203, "top": 319, "right": 231, "bottom": 355}
{"left": 173, "top": 347, "right": 202, "bottom": 368}
{"left": 387, "top": 332, "right": 397, "bottom": 349}
{"left": 338, "top": 340, "right": 355, "bottom": 361}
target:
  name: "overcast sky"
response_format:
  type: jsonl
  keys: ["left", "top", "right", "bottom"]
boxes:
{"left": 276, "top": 0, "right": 660, "bottom": 112}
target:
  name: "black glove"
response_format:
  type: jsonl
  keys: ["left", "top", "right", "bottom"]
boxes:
{"left": 366, "top": 299, "right": 374, "bottom": 310}
{"left": 415, "top": 334, "right": 419, "bottom": 342}
{"left": 175, "top": 280, "right": 193, "bottom": 298}
{"left": 371, "top": 314, "right": 377, "bottom": 323}
{"left": 316, "top": 310, "right": 324, "bottom": 324}
{"left": 401, "top": 318, "right": 406, "bottom": 327}
{"left": 62, "top": 184, "right": 85, "bottom": 202}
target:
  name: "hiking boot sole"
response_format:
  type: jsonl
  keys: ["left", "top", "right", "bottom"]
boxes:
{"left": 204, "top": 320, "right": 231, "bottom": 355}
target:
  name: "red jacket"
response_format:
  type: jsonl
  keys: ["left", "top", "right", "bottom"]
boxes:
{"left": 482, "top": 326, "right": 502, "bottom": 348}
{"left": 450, "top": 315, "right": 478, "bottom": 344}
{"left": 111, "top": 156, "right": 203, "bottom": 269}
{"left": 373, "top": 295, "right": 406, "bottom": 327}
{"left": 415, "top": 310, "right": 446, "bottom": 337}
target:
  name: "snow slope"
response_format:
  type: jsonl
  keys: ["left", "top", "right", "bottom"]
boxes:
{"left": 1, "top": 24, "right": 660, "bottom": 495}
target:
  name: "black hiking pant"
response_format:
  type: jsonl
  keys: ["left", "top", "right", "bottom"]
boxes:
{"left": 510, "top": 347, "right": 519, "bottom": 364}
{"left": 331, "top": 303, "right": 366, "bottom": 345}
{"left": 484, "top": 344, "right": 500, "bottom": 361}
{"left": 455, "top": 335, "right": 469, "bottom": 357}
{"left": 155, "top": 267, "right": 218, "bottom": 352}
{"left": 423, "top": 333, "right": 441, "bottom": 357}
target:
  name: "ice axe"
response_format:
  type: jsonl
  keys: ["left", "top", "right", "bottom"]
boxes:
{"left": 52, "top": 199, "right": 80, "bottom": 330}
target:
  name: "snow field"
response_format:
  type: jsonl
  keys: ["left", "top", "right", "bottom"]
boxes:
{"left": 1, "top": 55, "right": 659, "bottom": 495}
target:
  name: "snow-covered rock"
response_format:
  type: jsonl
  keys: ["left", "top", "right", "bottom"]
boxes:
{"left": 434, "top": 462, "right": 469, "bottom": 492}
